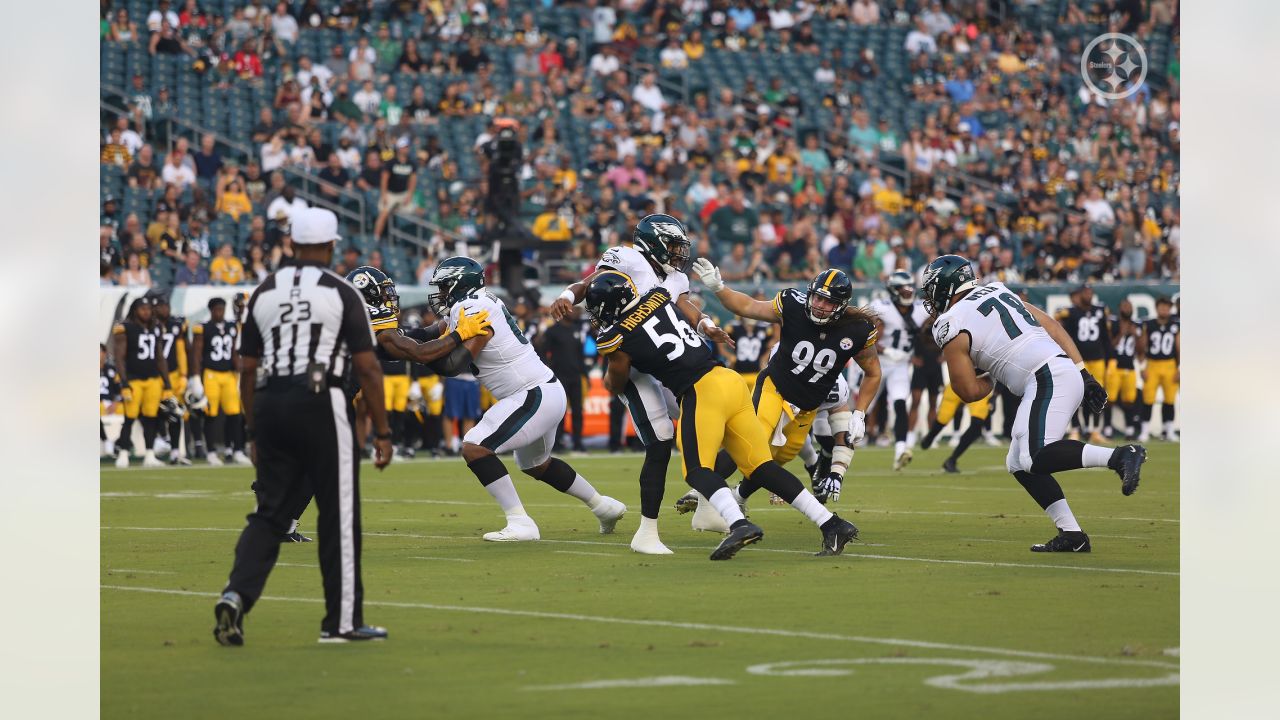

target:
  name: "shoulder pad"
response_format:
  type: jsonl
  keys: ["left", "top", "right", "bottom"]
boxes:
{"left": 596, "top": 328, "right": 624, "bottom": 355}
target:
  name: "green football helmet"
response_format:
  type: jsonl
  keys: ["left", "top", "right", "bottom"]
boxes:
{"left": 920, "top": 255, "right": 977, "bottom": 316}
{"left": 633, "top": 213, "right": 692, "bottom": 274}
{"left": 428, "top": 256, "right": 485, "bottom": 313}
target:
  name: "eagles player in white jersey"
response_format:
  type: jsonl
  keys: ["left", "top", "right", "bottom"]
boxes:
{"left": 868, "top": 270, "right": 930, "bottom": 470}
{"left": 921, "top": 255, "right": 1148, "bottom": 552}
{"left": 551, "top": 214, "right": 733, "bottom": 555}
{"left": 429, "top": 257, "right": 627, "bottom": 542}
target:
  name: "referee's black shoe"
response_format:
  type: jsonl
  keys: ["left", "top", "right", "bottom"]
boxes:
{"left": 212, "top": 591, "right": 245, "bottom": 647}
{"left": 709, "top": 519, "right": 763, "bottom": 561}
{"left": 816, "top": 515, "right": 859, "bottom": 556}
{"left": 319, "top": 625, "right": 389, "bottom": 643}
{"left": 282, "top": 531, "right": 313, "bottom": 543}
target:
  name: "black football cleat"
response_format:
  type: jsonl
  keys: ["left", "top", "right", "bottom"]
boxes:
{"left": 816, "top": 515, "right": 859, "bottom": 556}
{"left": 318, "top": 625, "right": 389, "bottom": 643}
{"left": 709, "top": 521, "right": 764, "bottom": 561}
{"left": 1109, "top": 444, "right": 1147, "bottom": 496}
{"left": 673, "top": 491, "right": 699, "bottom": 515}
{"left": 282, "top": 531, "right": 313, "bottom": 543}
{"left": 1031, "top": 530, "right": 1091, "bottom": 553}
{"left": 942, "top": 457, "right": 959, "bottom": 473}
{"left": 212, "top": 591, "right": 245, "bottom": 647}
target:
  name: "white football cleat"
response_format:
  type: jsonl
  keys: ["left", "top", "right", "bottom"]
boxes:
{"left": 142, "top": 450, "right": 164, "bottom": 468}
{"left": 482, "top": 516, "right": 540, "bottom": 542}
{"left": 592, "top": 496, "right": 627, "bottom": 535}
{"left": 207, "top": 453, "right": 224, "bottom": 467}
{"left": 630, "top": 528, "right": 674, "bottom": 555}
{"left": 115, "top": 448, "right": 131, "bottom": 468}
{"left": 153, "top": 436, "right": 172, "bottom": 457}
{"left": 894, "top": 447, "right": 913, "bottom": 471}
{"left": 1138, "top": 424, "right": 1151, "bottom": 443}
{"left": 232, "top": 450, "right": 252, "bottom": 465}
{"left": 690, "top": 499, "right": 730, "bottom": 533}
{"left": 101, "top": 439, "right": 115, "bottom": 457}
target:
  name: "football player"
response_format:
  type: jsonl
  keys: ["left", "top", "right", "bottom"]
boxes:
{"left": 190, "top": 297, "right": 250, "bottom": 465}
{"left": 588, "top": 272, "right": 861, "bottom": 559}
{"left": 919, "top": 382, "right": 993, "bottom": 473}
{"left": 112, "top": 297, "right": 172, "bottom": 467}
{"left": 550, "top": 214, "right": 733, "bottom": 554}
{"left": 1106, "top": 299, "right": 1142, "bottom": 439}
{"left": 148, "top": 289, "right": 193, "bottom": 464}
{"left": 720, "top": 300, "right": 776, "bottom": 391}
{"left": 868, "top": 270, "right": 930, "bottom": 470}
{"left": 692, "top": 260, "right": 883, "bottom": 512}
{"left": 1138, "top": 296, "right": 1179, "bottom": 442}
{"left": 430, "top": 256, "right": 627, "bottom": 543}
{"left": 922, "top": 254, "right": 1147, "bottom": 552}
{"left": 1055, "top": 285, "right": 1111, "bottom": 443}
{"left": 347, "top": 266, "right": 411, "bottom": 458}
{"left": 909, "top": 315, "right": 945, "bottom": 448}
{"left": 100, "top": 343, "right": 121, "bottom": 458}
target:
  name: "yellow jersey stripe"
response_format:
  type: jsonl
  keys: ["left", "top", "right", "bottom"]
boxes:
{"left": 772, "top": 292, "right": 784, "bottom": 318}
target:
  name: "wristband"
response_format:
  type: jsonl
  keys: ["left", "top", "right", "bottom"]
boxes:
{"left": 447, "top": 330, "right": 462, "bottom": 345}
{"left": 558, "top": 289, "right": 576, "bottom": 304}
{"left": 1075, "top": 361, "right": 1086, "bottom": 370}
{"left": 697, "top": 316, "right": 714, "bottom": 334}
{"left": 374, "top": 430, "right": 392, "bottom": 440}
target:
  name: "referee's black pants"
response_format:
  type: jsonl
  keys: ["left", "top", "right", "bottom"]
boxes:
{"left": 223, "top": 383, "right": 365, "bottom": 635}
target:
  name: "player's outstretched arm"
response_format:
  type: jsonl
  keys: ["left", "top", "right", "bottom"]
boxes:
{"left": 674, "top": 292, "right": 735, "bottom": 347}
{"left": 691, "top": 258, "right": 778, "bottom": 322}
{"left": 602, "top": 350, "right": 632, "bottom": 395}
{"left": 551, "top": 269, "right": 605, "bottom": 320}
{"left": 380, "top": 310, "right": 491, "bottom": 364}
{"left": 851, "top": 344, "right": 882, "bottom": 415}
{"left": 941, "top": 333, "right": 994, "bottom": 403}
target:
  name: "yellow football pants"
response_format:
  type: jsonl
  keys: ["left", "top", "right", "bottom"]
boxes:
{"left": 676, "top": 366, "right": 774, "bottom": 477}
{"left": 936, "top": 384, "right": 992, "bottom": 425}
{"left": 1105, "top": 361, "right": 1138, "bottom": 404}
{"left": 750, "top": 374, "right": 815, "bottom": 466}
{"left": 123, "top": 377, "right": 163, "bottom": 419}
{"left": 1143, "top": 358, "right": 1179, "bottom": 404}
{"left": 418, "top": 376, "right": 444, "bottom": 415}
{"left": 203, "top": 369, "right": 241, "bottom": 416}
{"left": 385, "top": 374, "right": 410, "bottom": 412}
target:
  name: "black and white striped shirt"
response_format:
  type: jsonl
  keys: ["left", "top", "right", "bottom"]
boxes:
{"left": 240, "top": 260, "right": 375, "bottom": 379}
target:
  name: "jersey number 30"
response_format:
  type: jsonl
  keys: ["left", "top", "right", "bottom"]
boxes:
{"left": 642, "top": 306, "right": 702, "bottom": 360}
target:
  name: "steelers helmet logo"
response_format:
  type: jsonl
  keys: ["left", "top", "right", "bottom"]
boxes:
{"left": 352, "top": 273, "right": 371, "bottom": 289}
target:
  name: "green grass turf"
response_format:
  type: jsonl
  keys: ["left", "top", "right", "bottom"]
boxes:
{"left": 101, "top": 443, "right": 1179, "bottom": 719}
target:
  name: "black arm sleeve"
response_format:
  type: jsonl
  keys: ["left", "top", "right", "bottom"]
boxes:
{"left": 429, "top": 344, "right": 474, "bottom": 376}
{"left": 404, "top": 325, "right": 444, "bottom": 343}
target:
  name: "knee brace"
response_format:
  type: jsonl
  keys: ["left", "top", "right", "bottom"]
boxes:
{"left": 527, "top": 456, "right": 576, "bottom": 492}
{"left": 746, "top": 461, "right": 805, "bottom": 504}
{"left": 829, "top": 410, "right": 853, "bottom": 439}
{"left": 467, "top": 453, "right": 508, "bottom": 487}
{"left": 1013, "top": 470, "right": 1066, "bottom": 510}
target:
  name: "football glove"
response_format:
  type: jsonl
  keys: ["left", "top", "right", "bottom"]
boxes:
{"left": 691, "top": 258, "right": 724, "bottom": 292}
{"left": 849, "top": 410, "right": 866, "bottom": 443}
{"left": 454, "top": 309, "right": 492, "bottom": 341}
{"left": 814, "top": 472, "right": 843, "bottom": 505}
{"left": 1081, "top": 369, "right": 1108, "bottom": 415}
{"left": 186, "top": 375, "right": 204, "bottom": 400}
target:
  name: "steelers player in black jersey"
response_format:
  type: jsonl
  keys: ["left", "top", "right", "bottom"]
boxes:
{"left": 719, "top": 305, "right": 775, "bottom": 391}
{"left": 589, "top": 272, "right": 860, "bottom": 558}
{"left": 1056, "top": 285, "right": 1111, "bottom": 443}
{"left": 100, "top": 343, "right": 122, "bottom": 458}
{"left": 1139, "top": 296, "right": 1179, "bottom": 442}
{"left": 147, "top": 289, "right": 193, "bottom": 464}
{"left": 1106, "top": 299, "right": 1143, "bottom": 440}
{"left": 112, "top": 297, "right": 171, "bottom": 467}
{"left": 345, "top": 266, "right": 493, "bottom": 455}
{"left": 191, "top": 297, "right": 250, "bottom": 465}
{"left": 693, "top": 258, "right": 882, "bottom": 508}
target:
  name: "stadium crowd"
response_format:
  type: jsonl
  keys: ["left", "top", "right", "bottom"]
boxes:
{"left": 100, "top": 0, "right": 1180, "bottom": 293}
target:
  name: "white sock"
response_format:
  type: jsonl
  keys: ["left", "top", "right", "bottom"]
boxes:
{"left": 1164, "top": 421, "right": 1176, "bottom": 435}
{"left": 797, "top": 438, "right": 818, "bottom": 466}
{"left": 790, "top": 490, "right": 834, "bottom": 526}
{"left": 565, "top": 475, "right": 602, "bottom": 506}
{"left": 1045, "top": 498, "right": 1082, "bottom": 532}
{"left": 1081, "top": 444, "right": 1113, "bottom": 468}
{"left": 730, "top": 485, "right": 746, "bottom": 507}
{"left": 636, "top": 516, "right": 659, "bottom": 534}
{"left": 707, "top": 488, "right": 746, "bottom": 524}
{"left": 894, "top": 440, "right": 906, "bottom": 455}
{"left": 286, "top": 519, "right": 299, "bottom": 535}
{"left": 484, "top": 476, "right": 527, "bottom": 517}
{"left": 906, "top": 430, "right": 917, "bottom": 446}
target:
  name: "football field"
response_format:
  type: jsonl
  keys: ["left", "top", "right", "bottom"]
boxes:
{"left": 101, "top": 444, "right": 1179, "bottom": 719}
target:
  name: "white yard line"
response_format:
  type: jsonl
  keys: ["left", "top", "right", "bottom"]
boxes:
{"left": 100, "top": 584, "right": 1178, "bottom": 671}
{"left": 101, "top": 526, "right": 1178, "bottom": 577}
{"left": 103, "top": 568, "right": 175, "bottom": 575}
{"left": 553, "top": 550, "right": 623, "bottom": 558}
{"left": 407, "top": 556, "right": 475, "bottom": 563}
{"left": 274, "top": 563, "right": 316, "bottom": 568}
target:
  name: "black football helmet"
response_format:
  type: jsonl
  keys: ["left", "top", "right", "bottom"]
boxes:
{"left": 584, "top": 271, "right": 640, "bottom": 328}
{"left": 920, "top": 255, "right": 977, "bottom": 316}
{"left": 886, "top": 270, "right": 916, "bottom": 306}
{"left": 346, "top": 265, "right": 399, "bottom": 312}
{"left": 428, "top": 256, "right": 485, "bottom": 313}
{"left": 806, "top": 269, "right": 854, "bottom": 325}
{"left": 633, "top": 213, "right": 692, "bottom": 275}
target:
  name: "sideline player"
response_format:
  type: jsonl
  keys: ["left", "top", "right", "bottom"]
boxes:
{"left": 113, "top": 298, "right": 171, "bottom": 467}
{"left": 721, "top": 307, "right": 774, "bottom": 390}
{"left": 550, "top": 214, "right": 733, "bottom": 554}
{"left": 1056, "top": 285, "right": 1111, "bottom": 443}
{"left": 921, "top": 254, "right": 1147, "bottom": 552}
{"left": 149, "top": 290, "right": 192, "bottom": 464}
{"left": 692, "top": 260, "right": 882, "bottom": 513}
{"left": 191, "top": 298, "right": 251, "bottom": 465}
{"left": 868, "top": 270, "right": 929, "bottom": 470}
{"left": 919, "top": 382, "right": 993, "bottom": 473}
{"left": 1106, "top": 299, "right": 1142, "bottom": 439}
{"left": 587, "top": 272, "right": 860, "bottom": 558}
{"left": 1139, "top": 296, "right": 1179, "bottom": 442}
{"left": 429, "top": 256, "right": 627, "bottom": 542}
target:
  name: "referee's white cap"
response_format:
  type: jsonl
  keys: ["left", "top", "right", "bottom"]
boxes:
{"left": 291, "top": 207, "right": 341, "bottom": 245}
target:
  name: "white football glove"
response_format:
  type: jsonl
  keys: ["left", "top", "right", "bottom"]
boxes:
{"left": 849, "top": 410, "right": 866, "bottom": 443}
{"left": 408, "top": 381, "right": 424, "bottom": 403}
{"left": 691, "top": 258, "right": 724, "bottom": 292}
{"left": 814, "top": 473, "right": 842, "bottom": 504}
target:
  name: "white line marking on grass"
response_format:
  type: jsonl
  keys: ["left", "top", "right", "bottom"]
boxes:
{"left": 101, "top": 527, "right": 1177, "bottom": 576}
{"left": 104, "top": 568, "right": 175, "bottom": 575}
{"left": 527, "top": 676, "right": 735, "bottom": 690}
{"left": 100, "top": 584, "right": 1179, "bottom": 672}
{"left": 1163, "top": 648, "right": 1179, "bottom": 657}
{"left": 407, "top": 556, "right": 475, "bottom": 563}
{"left": 958, "top": 538, "right": 1022, "bottom": 544}
{"left": 849, "top": 508, "right": 1180, "bottom": 524}
{"left": 554, "top": 550, "right": 624, "bottom": 558}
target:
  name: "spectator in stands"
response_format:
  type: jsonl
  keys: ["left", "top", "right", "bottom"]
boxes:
{"left": 245, "top": 244, "right": 269, "bottom": 282}
{"left": 266, "top": 183, "right": 308, "bottom": 225}
{"left": 216, "top": 178, "right": 252, "bottom": 221}
{"left": 192, "top": 134, "right": 222, "bottom": 181}
{"left": 173, "top": 249, "right": 208, "bottom": 286}
{"left": 604, "top": 153, "right": 648, "bottom": 192}
{"left": 120, "top": 251, "right": 153, "bottom": 288}
{"left": 707, "top": 187, "right": 759, "bottom": 253}
{"left": 161, "top": 150, "right": 196, "bottom": 190}
{"left": 147, "top": 1, "right": 179, "bottom": 32}
{"left": 209, "top": 243, "right": 246, "bottom": 285}
{"left": 260, "top": 131, "right": 287, "bottom": 172}
{"left": 233, "top": 39, "right": 263, "bottom": 78}
{"left": 109, "top": 8, "right": 139, "bottom": 42}
{"left": 398, "top": 38, "right": 426, "bottom": 75}
{"left": 270, "top": 1, "right": 298, "bottom": 45}
{"left": 354, "top": 79, "right": 381, "bottom": 117}
{"left": 318, "top": 154, "right": 351, "bottom": 200}
{"left": 904, "top": 17, "right": 937, "bottom": 56}
{"left": 454, "top": 34, "right": 492, "bottom": 74}
{"left": 348, "top": 35, "right": 377, "bottom": 80}
{"left": 632, "top": 73, "right": 666, "bottom": 114}
{"left": 660, "top": 37, "right": 688, "bottom": 70}
{"left": 101, "top": 127, "right": 132, "bottom": 167}
{"left": 375, "top": 139, "right": 417, "bottom": 239}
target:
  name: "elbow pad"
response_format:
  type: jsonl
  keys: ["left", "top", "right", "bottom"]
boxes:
{"left": 430, "top": 344, "right": 474, "bottom": 376}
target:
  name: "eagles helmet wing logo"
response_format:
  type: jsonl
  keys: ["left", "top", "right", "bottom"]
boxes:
{"left": 649, "top": 222, "right": 685, "bottom": 239}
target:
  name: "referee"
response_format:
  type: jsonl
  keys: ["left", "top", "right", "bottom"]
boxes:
{"left": 214, "top": 207, "right": 395, "bottom": 646}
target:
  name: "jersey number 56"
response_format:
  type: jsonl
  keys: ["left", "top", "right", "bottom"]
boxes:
{"left": 642, "top": 306, "right": 702, "bottom": 360}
